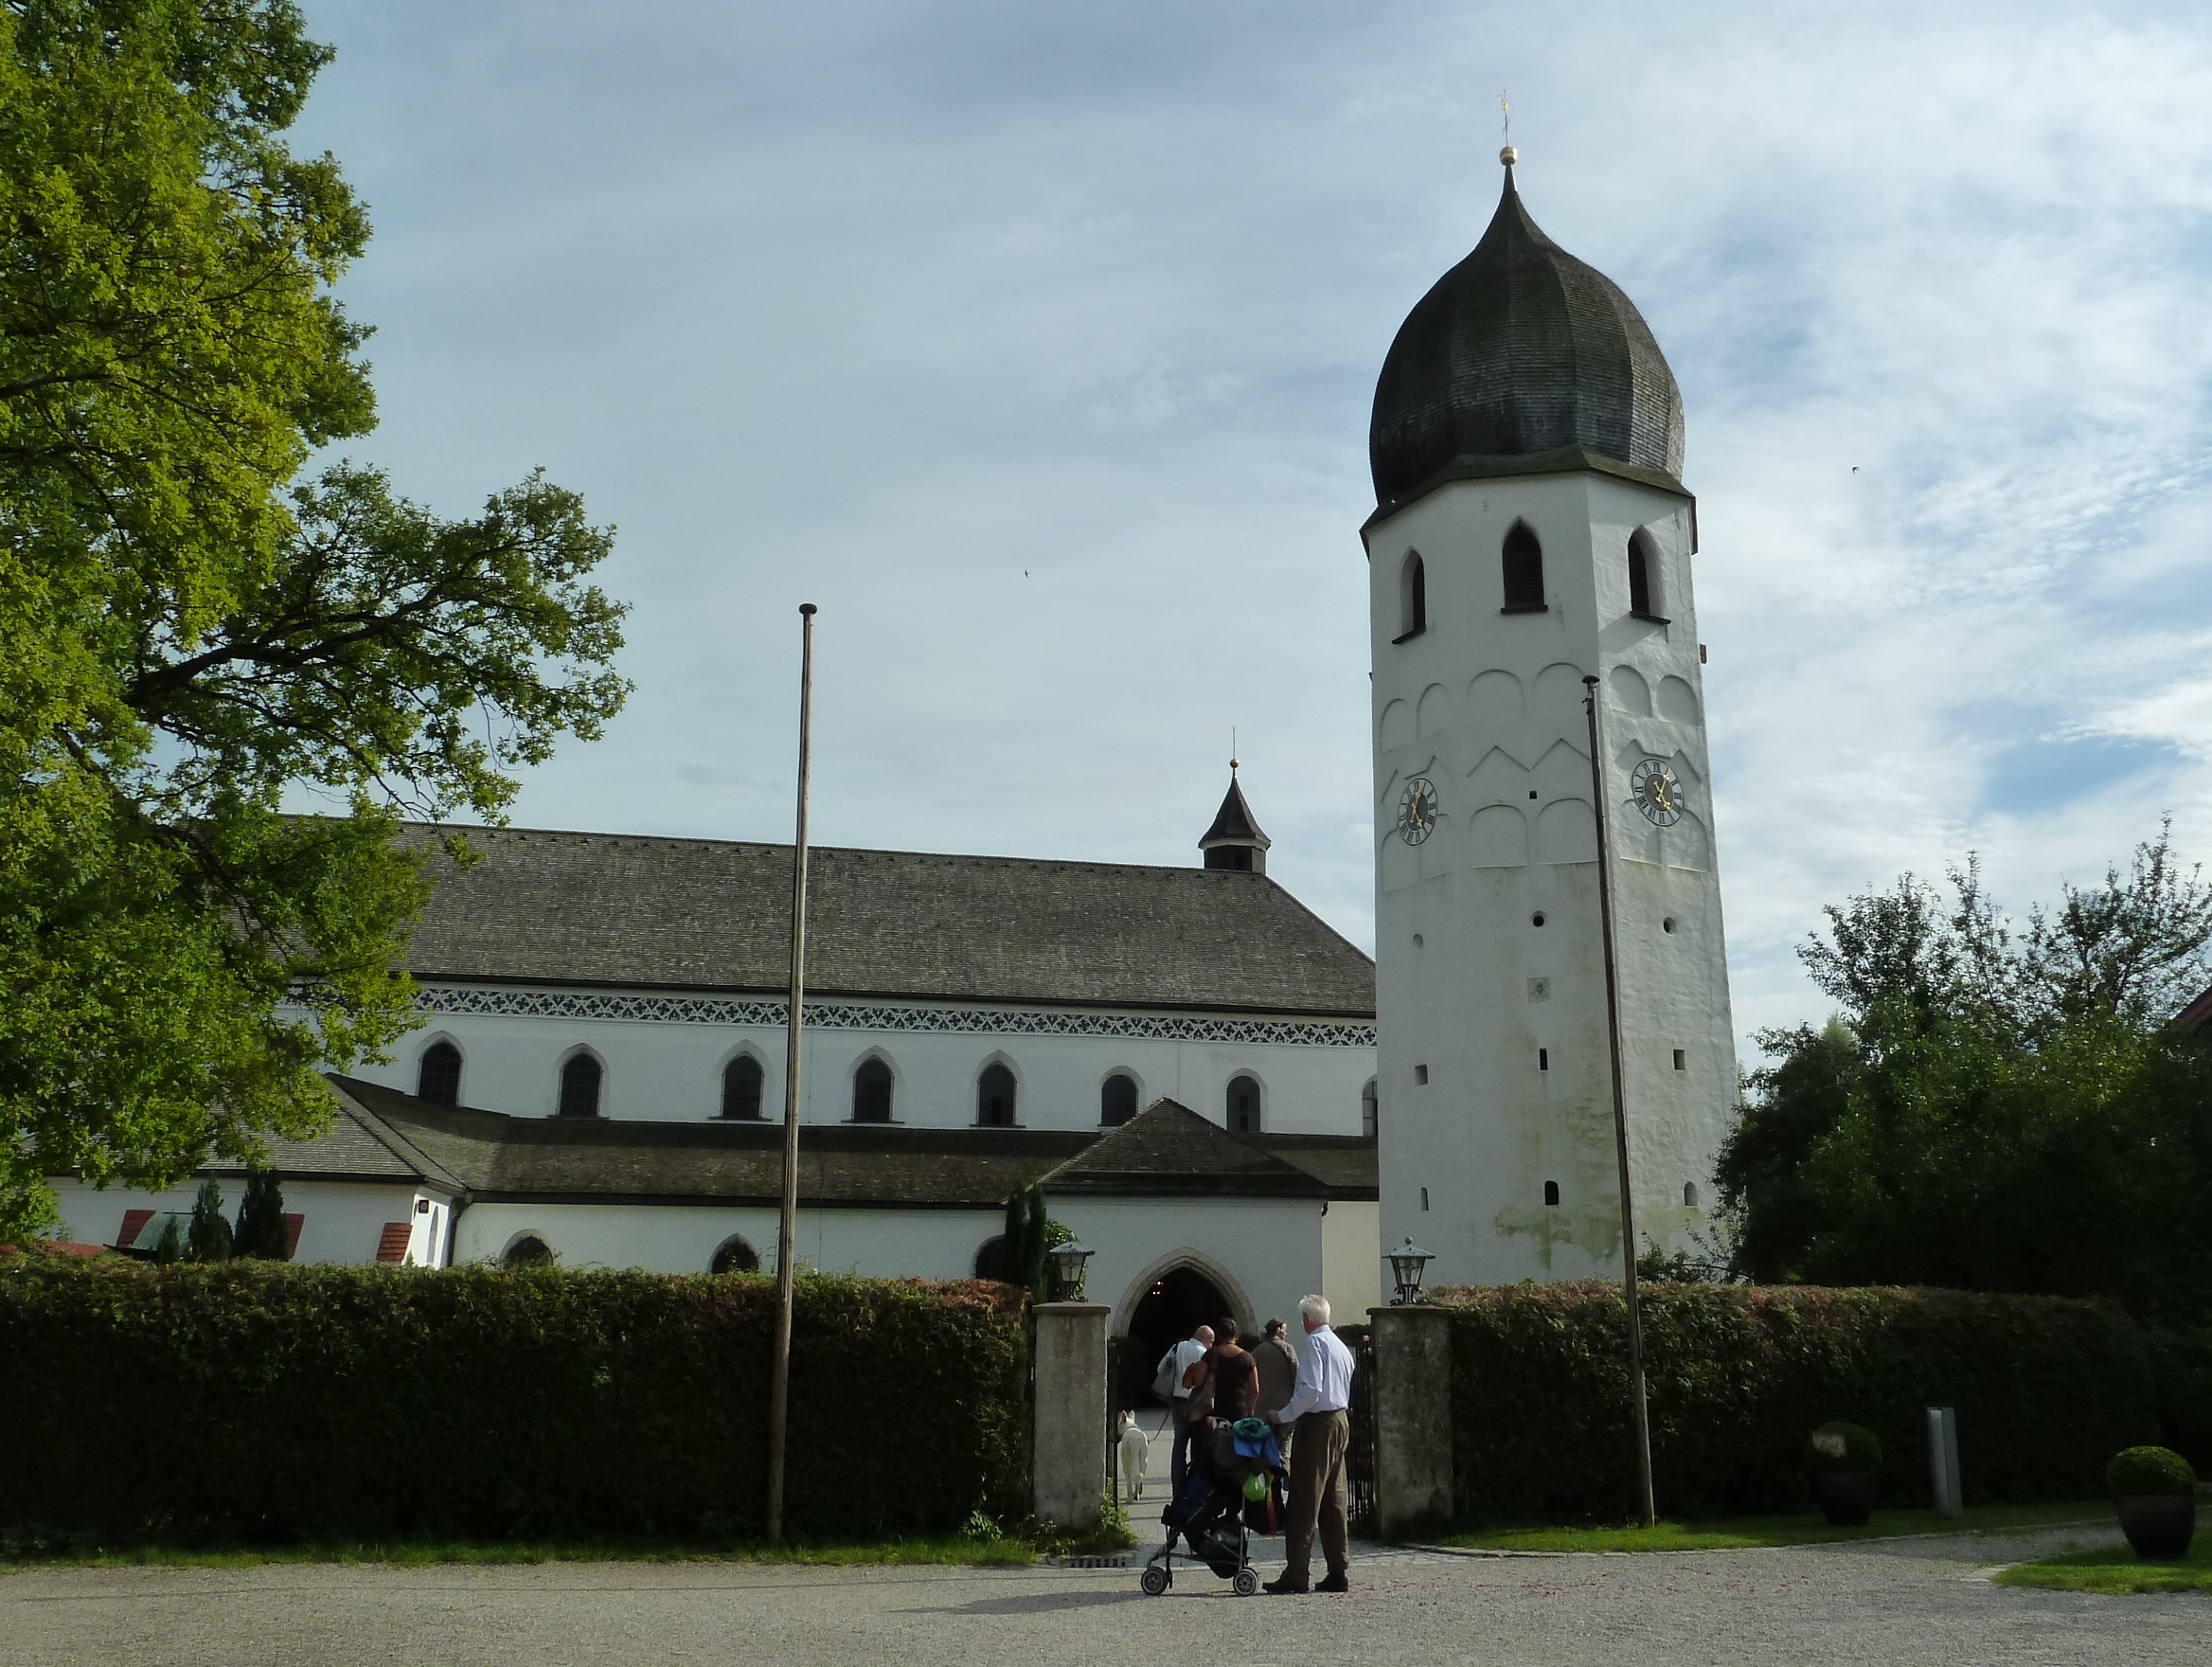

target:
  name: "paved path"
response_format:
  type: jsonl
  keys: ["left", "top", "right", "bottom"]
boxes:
{"left": 4, "top": 1524, "right": 2200, "bottom": 1666}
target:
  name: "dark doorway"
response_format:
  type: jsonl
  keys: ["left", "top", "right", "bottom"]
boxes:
{"left": 1123, "top": 1264, "right": 1235, "bottom": 1406}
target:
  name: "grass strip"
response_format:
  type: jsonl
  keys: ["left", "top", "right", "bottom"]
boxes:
{"left": 1993, "top": 1537, "right": 2212, "bottom": 1594}
{"left": 1434, "top": 1499, "right": 2109, "bottom": 1553}
{"left": 0, "top": 1533, "right": 1040, "bottom": 1571}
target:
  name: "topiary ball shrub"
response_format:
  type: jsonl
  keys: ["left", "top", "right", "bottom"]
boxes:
{"left": 2105, "top": 1446, "right": 2196, "bottom": 1497}
{"left": 1807, "top": 1421, "right": 1882, "bottom": 1475}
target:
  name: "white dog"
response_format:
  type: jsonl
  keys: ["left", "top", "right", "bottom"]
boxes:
{"left": 1117, "top": 1410, "right": 1151, "bottom": 1502}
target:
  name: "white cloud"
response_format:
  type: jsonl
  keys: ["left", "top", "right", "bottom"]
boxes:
{"left": 292, "top": 0, "right": 2212, "bottom": 1063}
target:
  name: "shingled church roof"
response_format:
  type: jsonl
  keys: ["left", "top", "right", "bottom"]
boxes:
{"left": 401, "top": 824, "right": 1374, "bottom": 1017}
{"left": 1369, "top": 159, "right": 1686, "bottom": 517}
{"left": 1039, "top": 1098, "right": 1330, "bottom": 1200}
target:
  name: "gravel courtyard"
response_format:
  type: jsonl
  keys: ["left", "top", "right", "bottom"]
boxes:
{"left": 4, "top": 1524, "right": 2201, "bottom": 1667}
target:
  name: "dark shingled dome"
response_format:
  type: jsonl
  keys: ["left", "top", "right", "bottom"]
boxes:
{"left": 1369, "top": 165, "right": 1685, "bottom": 510}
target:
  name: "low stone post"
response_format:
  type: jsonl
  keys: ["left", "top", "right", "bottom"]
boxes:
{"left": 1368, "top": 1304, "right": 1454, "bottom": 1536}
{"left": 1032, "top": 1301, "right": 1110, "bottom": 1530}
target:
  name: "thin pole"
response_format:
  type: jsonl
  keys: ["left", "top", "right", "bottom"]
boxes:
{"left": 766, "top": 602, "right": 817, "bottom": 1543}
{"left": 1583, "top": 673, "right": 1657, "bottom": 1529}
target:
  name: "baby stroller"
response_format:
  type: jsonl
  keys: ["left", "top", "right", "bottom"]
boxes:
{"left": 1139, "top": 1418, "right": 1286, "bottom": 1597}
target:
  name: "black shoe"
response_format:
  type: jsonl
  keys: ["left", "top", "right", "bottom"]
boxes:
{"left": 1261, "top": 1576, "right": 1310, "bottom": 1595}
{"left": 1315, "top": 1572, "right": 1349, "bottom": 1593}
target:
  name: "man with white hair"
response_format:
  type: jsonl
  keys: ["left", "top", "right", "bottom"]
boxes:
{"left": 1262, "top": 1292, "right": 1356, "bottom": 1593}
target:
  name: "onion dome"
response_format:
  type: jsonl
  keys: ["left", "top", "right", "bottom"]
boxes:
{"left": 1368, "top": 157, "right": 1686, "bottom": 513}
{"left": 1200, "top": 764, "right": 1271, "bottom": 875}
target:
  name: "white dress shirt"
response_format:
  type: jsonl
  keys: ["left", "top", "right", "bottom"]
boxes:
{"left": 1168, "top": 1335, "right": 1207, "bottom": 1401}
{"left": 1274, "top": 1323, "right": 1355, "bottom": 1422}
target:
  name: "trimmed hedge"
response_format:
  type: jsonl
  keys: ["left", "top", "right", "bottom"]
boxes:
{"left": 1433, "top": 1282, "right": 2162, "bottom": 1524}
{"left": 0, "top": 1261, "right": 1027, "bottom": 1544}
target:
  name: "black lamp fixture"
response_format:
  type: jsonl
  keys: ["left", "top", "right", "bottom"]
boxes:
{"left": 1388, "top": 1238, "right": 1436, "bottom": 1305}
{"left": 1046, "top": 1240, "right": 1094, "bottom": 1302}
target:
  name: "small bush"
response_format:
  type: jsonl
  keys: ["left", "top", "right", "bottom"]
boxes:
{"left": 1807, "top": 1421, "right": 1882, "bottom": 1474}
{"left": 2105, "top": 1445, "right": 2197, "bottom": 1497}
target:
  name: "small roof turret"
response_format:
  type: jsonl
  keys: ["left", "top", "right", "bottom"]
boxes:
{"left": 1200, "top": 761, "right": 1272, "bottom": 875}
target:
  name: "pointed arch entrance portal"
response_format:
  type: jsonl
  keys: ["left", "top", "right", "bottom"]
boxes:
{"left": 1125, "top": 1264, "right": 1235, "bottom": 1402}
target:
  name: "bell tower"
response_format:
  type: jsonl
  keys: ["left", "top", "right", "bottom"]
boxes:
{"left": 1365, "top": 153, "right": 1737, "bottom": 1287}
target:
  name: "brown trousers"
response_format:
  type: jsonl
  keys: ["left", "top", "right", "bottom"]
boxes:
{"left": 1283, "top": 1409, "right": 1349, "bottom": 1585}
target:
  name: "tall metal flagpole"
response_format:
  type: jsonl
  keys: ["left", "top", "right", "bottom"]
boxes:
{"left": 766, "top": 602, "right": 817, "bottom": 1544}
{"left": 1583, "top": 673, "right": 1657, "bottom": 1529}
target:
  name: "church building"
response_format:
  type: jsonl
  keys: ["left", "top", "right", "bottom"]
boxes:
{"left": 54, "top": 151, "right": 1739, "bottom": 1331}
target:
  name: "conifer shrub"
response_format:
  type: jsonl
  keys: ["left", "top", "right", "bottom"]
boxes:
{"left": 0, "top": 1262, "right": 1027, "bottom": 1545}
{"left": 1431, "top": 1281, "right": 2160, "bottom": 1523}
{"left": 232, "top": 1171, "right": 289, "bottom": 1261}
{"left": 186, "top": 1181, "right": 234, "bottom": 1264}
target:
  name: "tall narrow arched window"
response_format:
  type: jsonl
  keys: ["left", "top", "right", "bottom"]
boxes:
{"left": 1628, "top": 529, "right": 1663, "bottom": 618}
{"left": 1361, "top": 1078, "right": 1379, "bottom": 1139}
{"left": 721, "top": 1055, "right": 764, "bottom": 1120}
{"left": 1101, "top": 1072, "right": 1138, "bottom": 1126}
{"left": 852, "top": 1057, "right": 894, "bottom": 1123}
{"left": 1227, "top": 1074, "right": 1262, "bottom": 1135}
{"left": 418, "top": 1041, "right": 461, "bottom": 1106}
{"left": 1501, "top": 522, "right": 1545, "bottom": 612}
{"left": 557, "top": 1053, "right": 602, "bottom": 1119}
{"left": 1397, "top": 550, "right": 1427, "bottom": 640}
{"left": 976, "top": 1063, "right": 1017, "bottom": 1127}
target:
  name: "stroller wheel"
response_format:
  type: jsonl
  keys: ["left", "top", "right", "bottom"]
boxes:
{"left": 1232, "top": 1568, "right": 1259, "bottom": 1597}
{"left": 1140, "top": 1565, "right": 1170, "bottom": 1596}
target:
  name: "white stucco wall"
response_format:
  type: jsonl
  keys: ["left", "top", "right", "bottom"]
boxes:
{"left": 1052, "top": 1195, "right": 1327, "bottom": 1339}
{"left": 450, "top": 1201, "right": 1004, "bottom": 1279}
{"left": 49, "top": 1175, "right": 454, "bottom": 1267}
{"left": 347, "top": 997, "right": 1375, "bottom": 1141}
{"left": 1367, "top": 470, "right": 1737, "bottom": 1289}
{"left": 1321, "top": 1199, "right": 1382, "bottom": 1320}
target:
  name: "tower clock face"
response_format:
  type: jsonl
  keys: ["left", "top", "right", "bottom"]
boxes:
{"left": 1630, "top": 758, "right": 1684, "bottom": 826}
{"left": 1397, "top": 777, "right": 1440, "bottom": 845}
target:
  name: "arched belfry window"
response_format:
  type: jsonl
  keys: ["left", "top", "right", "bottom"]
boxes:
{"left": 1628, "top": 529, "right": 1664, "bottom": 619}
{"left": 1227, "top": 1074, "right": 1262, "bottom": 1135}
{"left": 1501, "top": 522, "right": 1545, "bottom": 613}
{"left": 418, "top": 1041, "right": 461, "bottom": 1107}
{"left": 1397, "top": 550, "right": 1427, "bottom": 641}
{"left": 976, "top": 1062, "right": 1017, "bottom": 1127}
{"left": 852, "top": 1057, "right": 894, "bottom": 1123}
{"left": 721, "top": 1054, "right": 764, "bottom": 1120}
{"left": 557, "top": 1053, "right": 602, "bottom": 1119}
{"left": 1101, "top": 1072, "right": 1138, "bottom": 1126}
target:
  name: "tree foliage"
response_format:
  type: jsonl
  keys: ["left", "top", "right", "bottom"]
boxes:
{"left": 1718, "top": 828, "right": 2212, "bottom": 1317}
{"left": 231, "top": 1167, "right": 284, "bottom": 1260}
{"left": 0, "top": 2, "right": 628, "bottom": 1241}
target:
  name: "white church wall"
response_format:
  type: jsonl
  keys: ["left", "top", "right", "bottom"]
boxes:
{"left": 1368, "top": 471, "right": 1736, "bottom": 1290}
{"left": 1321, "top": 1199, "right": 1382, "bottom": 1319}
{"left": 450, "top": 1200, "right": 1004, "bottom": 1280}
{"left": 48, "top": 1175, "right": 452, "bottom": 1267}
{"left": 1056, "top": 1196, "right": 1326, "bottom": 1340}
{"left": 350, "top": 994, "right": 1376, "bottom": 1139}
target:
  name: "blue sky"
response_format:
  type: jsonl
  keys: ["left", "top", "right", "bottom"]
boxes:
{"left": 292, "top": 0, "right": 2212, "bottom": 1062}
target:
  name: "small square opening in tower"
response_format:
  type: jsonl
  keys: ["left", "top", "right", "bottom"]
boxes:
{"left": 1538, "top": 1048, "right": 1548, "bottom": 1071}
{"left": 1414, "top": 1064, "right": 1429, "bottom": 1085}
{"left": 1672, "top": 1049, "right": 1686, "bottom": 1071}
{"left": 1543, "top": 1181, "right": 1560, "bottom": 1207}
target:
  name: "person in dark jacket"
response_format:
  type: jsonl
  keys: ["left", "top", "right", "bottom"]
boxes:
{"left": 1253, "top": 1317, "right": 1301, "bottom": 1460}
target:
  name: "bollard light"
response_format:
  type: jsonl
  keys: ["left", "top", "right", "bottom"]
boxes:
{"left": 1046, "top": 1239, "right": 1094, "bottom": 1302}
{"left": 1387, "top": 1238, "right": 1436, "bottom": 1305}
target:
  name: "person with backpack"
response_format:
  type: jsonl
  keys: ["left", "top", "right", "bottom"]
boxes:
{"left": 1156, "top": 1323, "right": 1213, "bottom": 1495}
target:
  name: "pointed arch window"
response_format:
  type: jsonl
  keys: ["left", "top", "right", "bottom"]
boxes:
{"left": 557, "top": 1053, "right": 602, "bottom": 1119}
{"left": 1395, "top": 550, "right": 1427, "bottom": 641}
{"left": 721, "top": 1054, "right": 764, "bottom": 1120}
{"left": 1501, "top": 522, "right": 1546, "bottom": 613}
{"left": 418, "top": 1041, "right": 461, "bottom": 1107}
{"left": 710, "top": 1234, "right": 759, "bottom": 1274}
{"left": 1628, "top": 529, "right": 1667, "bottom": 621}
{"left": 976, "top": 1062, "right": 1017, "bottom": 1127}
{"left": 852, "top": 1057, "right": 894, "bottom": 1123}
{"left": 1227, "top": 1073, "right": 1262, "bottom": 1135}
{"left": 1101, "top": 1072, "right": 1139, "bottom": 1126}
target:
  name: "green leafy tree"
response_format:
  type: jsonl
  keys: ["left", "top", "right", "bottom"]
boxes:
{"left": 0, "top": 1, "right": 628, "bottom": 1242}
{"left": 231, "top": 1166, "right": 286, "bottom": 1259}
{"left": 1717, "top": 828, "right": 2212, "bottom": 1317}
{"left": 186, "top": 1176, "right": 232, "bottom": 1262}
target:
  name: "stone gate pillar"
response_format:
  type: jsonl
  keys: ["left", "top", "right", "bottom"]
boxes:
{"left": 1368, "top": 1304, "right": 1454, "bottom": 1535}
{"left": 1032, "top": 1301, "right": 1110, "bottom": 1530}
